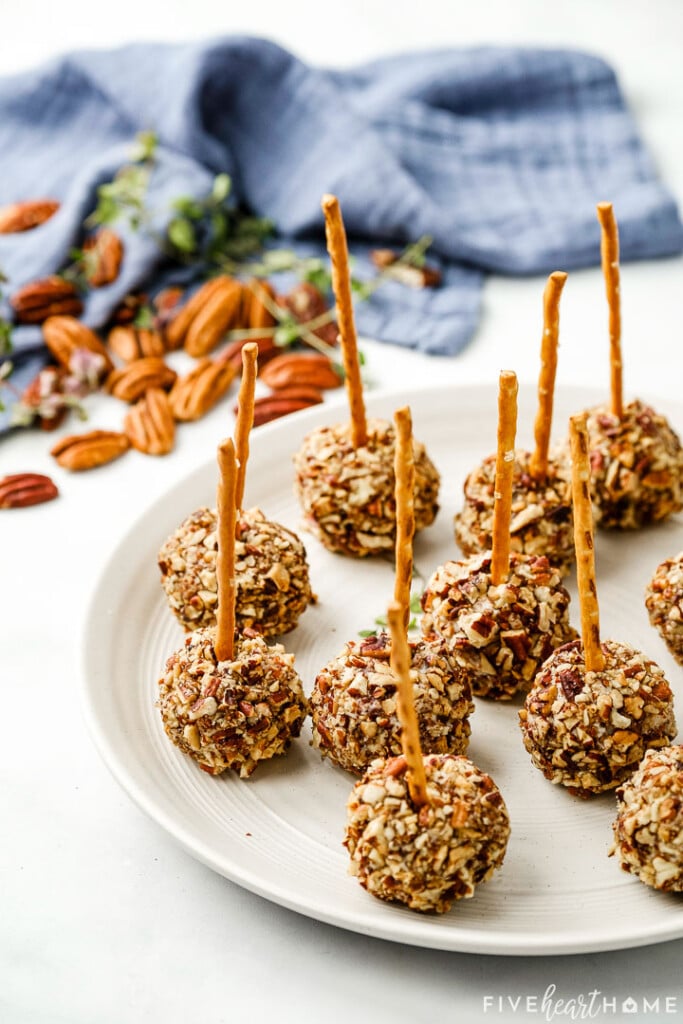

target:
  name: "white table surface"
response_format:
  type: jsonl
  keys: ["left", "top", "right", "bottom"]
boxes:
{"left": 2, "top": 3, "right": 682, "bottom": 1022}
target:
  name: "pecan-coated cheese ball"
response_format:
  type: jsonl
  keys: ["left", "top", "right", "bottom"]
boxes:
{"left": 293, "top": 418, "right": 440, "bottom": 557}
{"left": 158, "top": 506, "right": 313, "bottom": 636}
{"left": 310, "top": 632, "right": 474, "bottom": 774}
{"left": 421, "top": 552, "right": 577, "bottom": 700}
{"left": 344, "top": 753, "right": 510, "bottom": 913}
{"left": 645, "top": 552, "right": 683, "bottom": 665}
{"left": 585, "top": 399, "right": 683, "bottom": 529}
{"left": 519, "top": 639, "right": 677, "bottom": 796}
{"left": 611, "top": 745, "right": 683, "bottom": 892}
{"left": 157, "top": 626, "right": 307, "bottom": 777}
{"left": 454, "top": 449, "right": 574, "bottom": 574}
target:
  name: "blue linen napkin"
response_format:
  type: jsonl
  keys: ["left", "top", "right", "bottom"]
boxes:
{"left": 1, "top": 36, "right": 681, "bottom": 429}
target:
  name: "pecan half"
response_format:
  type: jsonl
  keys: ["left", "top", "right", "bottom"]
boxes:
{"left": 0, "top": 472, "right": 59, "bottom": 508}
{"left": 11, "top": 277, "right": 83, "bottom": 324}
{"left": 168, "top": 358, "right": 236, "bottom": 421}
{"left": 220, "top": 335, "right": 278, "bottom": 372}
{"left": 370, "top": 249, "right": 442, "bottom": 288}
{"left": 241, "top": 278, "right": 277, "bottom": 330}
{"left": 83, "top": 228, "right": 124, "bottom": 287}
{"left": 0, "top": 199, "right": 60, "bottom": 234}
{"left": 51, "top": 430, "right": 130, "bottom": 471}
{"left": 252, "top": 389, "right": 322, "bottom": 426}
{"left": 110, "top": 292, "right": 149, "bottom": 326}
{"left": 184, "top": 277, "right": 244, "bottom": 357}
{"left": 108, "top": 325, "right": 166, "bottom": 362}
{"left": 165, "top": 276, "right": 243, "bottom": 356}
{"left": 153, "top": 287, "right": 185, "bottom": 338}
{"left": 259, "top": 352, "right": 342, "bottom": 391}
{"left": 43, "top": 316, "right": 113, "bottom": 377}
{"left": 124, "top": 388, "right": 175, "bottom": 455}
{"left": 280, "top": 282, "right": 339, "bottom": 346}
{"left": 165, "top": 277, "right": 226, "bottom": 349}
{"left": 106, "top": 357, "right": 177, "bottom": 403}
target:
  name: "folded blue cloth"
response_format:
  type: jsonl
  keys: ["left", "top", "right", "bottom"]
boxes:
{"left": 1, "top": 37, "right": 681, "bottom": 429}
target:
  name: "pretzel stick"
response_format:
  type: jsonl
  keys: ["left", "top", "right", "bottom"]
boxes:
{"left": 387, "top": 601, "right": 428, "bottom": 808}
{"left": 490, "top": 371, "right": 518, "bottom": 585}
{"left": 234, "top": 342, "right": 258, "bottom": 512}
{"left": 569, "top": 413, "right": 605, "bottom": 672}
{"left": 596, "top": 202, "right": 623, "bottom": 419}
{"left": 530, "top": 271, "right": 567, "bottom": 480}
{"left": 393, "top": 406, "right": 415, "bottom": 630}
{"left": 321, "top": 194, "right": 368, "bottom": 448}
{"left": 215, "top": 438, "right": 237, "bottom": 662}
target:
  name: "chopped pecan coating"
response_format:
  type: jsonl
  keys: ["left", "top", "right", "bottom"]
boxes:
{"left": 422, "top": 551, "right": 576, "bottom": 700}
{"left": 310, "top": 632, "right": 474, "bottom": 775}
{"left": 645, "top": 551, "right": 683, "bottom": 665}
{"left": 455, "top": 449, "right": 574, "bottom": 574}
{"left": 157, "top": 626, "right": 307, "bottom": 777}
{"left": 344, "top": 754, "right": 510, "bottom": 913}
{"left": 158, "top": 506, "right": 314, "bottom": 636}
{"left": 519, "top": 639, "right": 677, "bottom": 796}
{"left": 584, "top": 399, "right": 683, "bottom": 529}
{"left": 293, "top": 417, "right": 439, "bottom": 557}
{"left": 611, "top": 745, "right": 683, "bottom": 892}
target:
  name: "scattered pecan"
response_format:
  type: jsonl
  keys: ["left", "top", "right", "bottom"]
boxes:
{"left": 51, "top": 430, "right": 130, "bottom": 471}
{"left": 241, "top": 278, "right": 277, "bottom": 331}
{"left": 0, "top": 199, "right": 59, "bottom": 234}
{"left": 168, "top": 358, "right": 236, "bottom": 421}
{"left": 106, "top": 357, "right": 177, "bottom": 403}
{"left": 153, "top": 287, "right": 185, "bottom": 339}
{"left": 165, "top": 276, "right": 243, "bottom": 356}
{"left": 280, "top": 282, "right": 339, "bottom": 346}
{"left": 108, "top": 325, "right": 165, "bottom": 362}
{"left": 124, "top": 388, "right": 175, "bottom": 455}
{"left": 83, "top": 228, "right": 124, "bottom": 287}
{"left": 11, "top": 276, "right": 83, "bottom": 324}
{"left": 252, "top": 390, "right": 322, "bottom": 426}
{"left": 0, "top": 472, "right": 59, "bottom": 508}
{"left": 259, "top": 352, "right": 342, "bottom": 391}
{"left": 110, "top": 292, "right": 150, "bottom": 326}
{"left": 43, "top": 316, "right": 113, "bottom": 377}
{"left": 370, "top": 249, "right": 441, "bottom": 287}
{"left": 220, "top": 335, "right": 278, "bottom": 372}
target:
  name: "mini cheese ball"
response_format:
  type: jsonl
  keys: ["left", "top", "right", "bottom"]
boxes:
{"left": 310, "top": 631, "right": 474, "bottom": 774}
{"left": 455, "top": 448, "right": 574, "bottom": 574}
{"left": 158, "top": 506, "right": 313, "bottom": 636}
{"left": 645, "top": 551, "right": 683, "bottom": 665}
{"left": 293, "top": 418, "right": 440, "bottom": 557}
{"left": 611, "top": 745, "right": 683, "bottom": 892}
{"left": 157, "top": 625, "right": 308, "bottom": 777}
{"left": 519, "top": 639, "right": 677, "bottom": 796}
{"left": 344, "top": 753, "right": 510, "bottom": 913}
{"left": 421, "top": 551, "right": 577, "bottom": 700}
{"left": 584, "top": 399, "right": 683, "bottom": 529}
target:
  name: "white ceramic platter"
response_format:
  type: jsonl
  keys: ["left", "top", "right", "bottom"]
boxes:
{"left": 81, "top": 383, "right": 683, "bottom": 955}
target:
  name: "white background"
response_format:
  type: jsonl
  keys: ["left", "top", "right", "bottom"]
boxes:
{"left": 1, "top": 2, "right": 682, "bottom": 1023}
